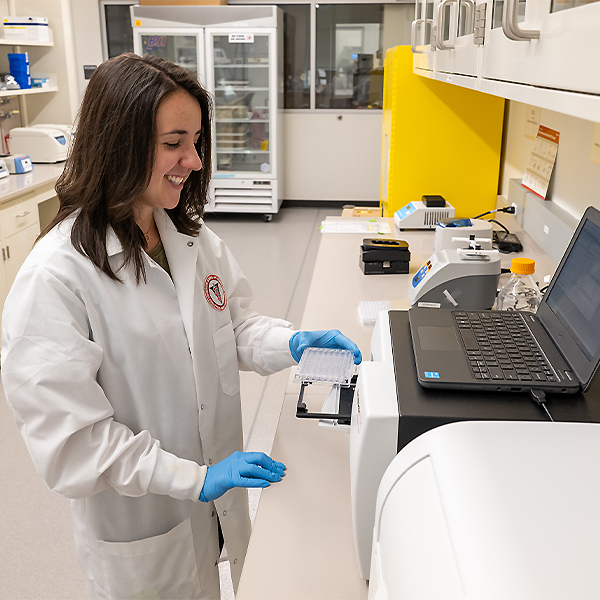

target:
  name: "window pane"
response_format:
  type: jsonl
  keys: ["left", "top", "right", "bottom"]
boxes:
{"left": 105, "top": 4, "right": 135, "bottom": 58}
{"left": 279, "top": 5, "right": 310, "bottom": 109}
{"left": 315, "top": 4, "right": 412, "bottom": 109}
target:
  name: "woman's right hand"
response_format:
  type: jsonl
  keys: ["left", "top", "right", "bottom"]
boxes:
{"left": 199, "top": 451, "right": 286, "bottom": 502}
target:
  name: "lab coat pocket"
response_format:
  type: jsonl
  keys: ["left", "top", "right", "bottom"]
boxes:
{"left": 213, "top": 322, "right": 240, "bottom": 397}
{"left": 97, "top": 518, "right": 201, "bottom": 600}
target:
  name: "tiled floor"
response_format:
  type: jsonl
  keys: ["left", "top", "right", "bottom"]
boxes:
{"left": 0, "top": 206, "right": 337, "bottom": 600}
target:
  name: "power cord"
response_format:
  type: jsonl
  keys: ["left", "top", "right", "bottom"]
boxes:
{"left": 470, "top": 208, "right": 522, "bottom": 253}
{"left": 472, "top": 206, "right": 516, "bottom": 219}
{"left": 530, "top": 389, "right": 554, "bottom": 422}
{"left": 488, "top": 218, "right": 510, "bottom": 233}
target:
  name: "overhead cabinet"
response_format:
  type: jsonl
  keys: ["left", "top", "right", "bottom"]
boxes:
{"left": 481, "top": 0, "right": 600, "bottom": 95}
{"left": 411, "top": 0, "right": 600, "bottom": 123}
{"left": 132, "top": 5, "right": 283, "bottom": 221}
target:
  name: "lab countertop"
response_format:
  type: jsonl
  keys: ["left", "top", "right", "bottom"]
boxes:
{"left": 0, "top": 163, "right": 64, "bottom": 206}
{"left": 237, "top": 214, "right": 559, "bottom": 600}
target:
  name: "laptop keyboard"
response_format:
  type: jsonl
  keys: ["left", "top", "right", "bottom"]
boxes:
{"left": 453, "top": 311, "right": 557, "bottom": 383}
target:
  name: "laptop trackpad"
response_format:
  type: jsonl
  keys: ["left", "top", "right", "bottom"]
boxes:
{"left": 418, "top": 326, "right": 460, "bottom": 351}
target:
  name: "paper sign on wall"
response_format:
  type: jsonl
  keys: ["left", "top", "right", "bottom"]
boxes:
{"left": 229, "top": 33, "right": 254, "bottom": 43}
{"left": 525, "top": 106, "right": 541, "bottom": 140}
{"left": 521, "top": 125, "right": 560, "bottom": 199}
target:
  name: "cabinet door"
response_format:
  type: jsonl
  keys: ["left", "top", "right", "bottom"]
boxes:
{"left": 411, "top": 0, "right": 431, "bottom": 70}
{"left": 0, "top": 194, "right": 39, "bottom": 241}
{"left": 432, "top": 0, "right": 455, "bottom": 74}
{"left": 417, "top": 0, "right": 436, "bottom": 71}
{"left": 481, "top": 0, "right": 600, "bottom": 95}
{"left": 414, "top": 0, "right": 479, "bottom": 79}
{"left": 206, "top": 29, "right": 277, "bottom": 178}
{"left": 450, "top": 0, "right": 480, "bottom": 77}
{"left": 3, "top": 223, "right": 39, "bottom": 289}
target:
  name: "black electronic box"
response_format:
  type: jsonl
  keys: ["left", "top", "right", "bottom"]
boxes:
{"left": 360, "top": 238, "right": 410, "bottom": 275}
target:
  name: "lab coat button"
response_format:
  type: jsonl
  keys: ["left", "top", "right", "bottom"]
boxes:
{"left": 187, "top": 241, "right": 194, "bottom": 247}
{"left": 233, "top": 558, "right": 238, "bottom": 565}
{"left": 223, "top": 509, "right": 227, "bottom": 516}
{"left": 212, "top": 510, "right": 215, "bottom": 517}
{"left": 208, "top": 458, "right": 213, "bottom": 465}
{"left": 201, "top": 404, "right": 204, "bottom": 410}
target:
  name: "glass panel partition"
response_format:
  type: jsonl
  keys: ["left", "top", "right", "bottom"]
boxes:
{"left": 280, "top": 5, "right": 311, "bottom": 109}
{"left": 315, "top": 3, "right": 412, "bottom": 109}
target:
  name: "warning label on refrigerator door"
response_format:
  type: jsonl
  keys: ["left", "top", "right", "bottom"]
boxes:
{"left": 229, "top": 33, "right": 254, "bottom": 43}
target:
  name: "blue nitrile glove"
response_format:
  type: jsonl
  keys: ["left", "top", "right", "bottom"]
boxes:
{"left": 289, "top": 330, "right": 362, "bottom": 365}
{"left": 199, "top": 451, "right": 286, "bottom": 503}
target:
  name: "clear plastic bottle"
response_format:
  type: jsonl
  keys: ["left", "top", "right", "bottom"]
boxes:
{"left": 496, "top": 257, "right": 542, "bottom": 312}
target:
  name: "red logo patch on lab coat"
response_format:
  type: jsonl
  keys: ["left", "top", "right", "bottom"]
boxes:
{"left": 204, "top": 275, "right": 227, "bottom": 311}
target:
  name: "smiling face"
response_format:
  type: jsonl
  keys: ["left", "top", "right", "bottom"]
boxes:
{"left": 138, "top": 90, "right": 203, "bottom": 220}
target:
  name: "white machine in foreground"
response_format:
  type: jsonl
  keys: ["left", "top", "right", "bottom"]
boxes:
{"left": 409, "top": 217, "right": 501, "bottom": 310}
{"left": 369, "top": 420, "right": 600, "bottom": 599}
{"left": 350, "top": 312, "right": 399, "bottom": 580}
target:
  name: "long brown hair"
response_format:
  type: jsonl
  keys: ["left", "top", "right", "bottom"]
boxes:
{"left": 44, "top": 53, "right": 213, "bottom": 282}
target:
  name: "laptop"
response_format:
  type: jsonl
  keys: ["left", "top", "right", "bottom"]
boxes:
{"left": 408, "top": 205, "right": 600, "bottom": 394}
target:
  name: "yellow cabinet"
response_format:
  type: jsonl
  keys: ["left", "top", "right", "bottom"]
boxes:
{"left": 380, "top": 45, "right": 505, "bottom": 219}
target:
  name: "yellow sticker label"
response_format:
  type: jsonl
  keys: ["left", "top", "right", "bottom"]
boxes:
{"left": 135, "top": 20, "right": 141, "bottom": 27}
{"left": 261, "top": 140, "right": 268, "bottom": 152}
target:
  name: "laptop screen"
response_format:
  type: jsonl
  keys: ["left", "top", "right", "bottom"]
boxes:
{"left": 538, "top": 206, "right": 600, "bottom": 390}
{"left": 546, "top": 219, "right": 600, "bottom": 361}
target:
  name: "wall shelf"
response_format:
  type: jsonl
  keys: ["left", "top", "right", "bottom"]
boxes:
{"left": 0, "top": 29, "right": 54, "bottom": 47}
{"left": 0, "top": 86, "right": 58, "bottom": 98}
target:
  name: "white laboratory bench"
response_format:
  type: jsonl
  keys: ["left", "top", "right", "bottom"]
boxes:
{"left": 236, "top": 214, "right": 558, "bottom": 599}
{"left": 0, "top": 163, "right": 63, "bottom": 207}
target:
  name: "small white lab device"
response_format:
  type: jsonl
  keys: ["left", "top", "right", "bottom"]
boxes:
{"left": 5, "top": 154, "right": 32, "bottom": 174}
{"left": 393, "top": 199, "right": 455, "bottom": 230}
{"left": 0, "top": 158, "right": 9, "bottom": 178}
{"left": 8, "top": 126, "right": 68, "bottom": 163}
{"left": 369, "top": 420, "right": 600, "bottom": 599}
{"left": 409, "top": 217, "right": 501, "bottom": 310}
{"left": 32, "top": 124, "right": 74, "bottom": 151}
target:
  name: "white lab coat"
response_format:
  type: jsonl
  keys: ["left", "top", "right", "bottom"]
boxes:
{"left": 1, "top": 208, "right": 296, "bottom": 600}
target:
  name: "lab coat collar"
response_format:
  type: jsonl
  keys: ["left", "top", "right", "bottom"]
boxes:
{"left": 154, "top": 209, "right": 199, "bottom": 351}
{"left": 104, "top": 211, "right": 198, "bottom": 257}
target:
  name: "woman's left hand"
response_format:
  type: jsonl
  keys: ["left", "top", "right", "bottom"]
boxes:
{"left": 289, "top": 330, "right": 362, "bottom": 364}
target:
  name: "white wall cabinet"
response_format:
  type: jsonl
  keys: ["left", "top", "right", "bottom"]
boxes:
{"left": 412, "top": 0, "right": 600, "bottom": 123}
{"left": 482, "top": 0, "right": 600, "bottom": 95}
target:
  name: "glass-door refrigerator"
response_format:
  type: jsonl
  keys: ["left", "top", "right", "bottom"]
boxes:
{"left": 131, "top": 5, "right": 283, "bottom": 221}
{"left": 205, "top": 25, "right": 282, "bottom": 220}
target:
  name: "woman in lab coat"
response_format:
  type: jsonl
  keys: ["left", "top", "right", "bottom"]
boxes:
{"left": 1, "top": 53, "right": 361, "bottom": 600}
